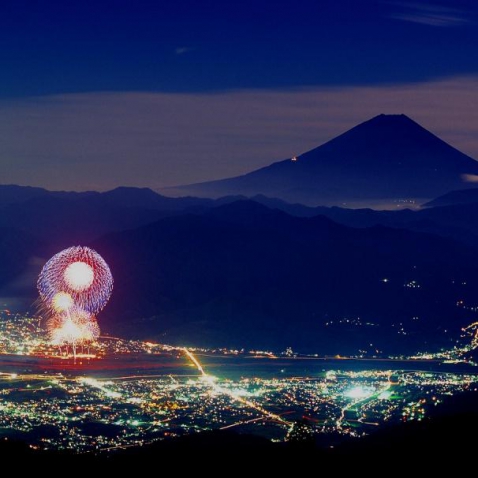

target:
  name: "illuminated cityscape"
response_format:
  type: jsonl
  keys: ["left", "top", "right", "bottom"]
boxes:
{"left": 0, "top": 310, "right": 476, "bottom": 452}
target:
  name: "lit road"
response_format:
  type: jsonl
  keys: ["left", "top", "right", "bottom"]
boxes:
{"left": 183, "top": 348, "right": 291, "bottom": 426}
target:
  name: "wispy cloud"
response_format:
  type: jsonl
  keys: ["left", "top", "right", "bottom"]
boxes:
{"left": 1, "top": 76, "right": 478, "bottom": 191}
{"left": 175, "top": 46, "right": 195, "bottom": 55}
{"left": 389, "top": 2, "right": 470, "bottom": 27}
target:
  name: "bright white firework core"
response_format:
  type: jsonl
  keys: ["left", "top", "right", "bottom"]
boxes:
{"left": 52, "top": 292, "right": 74, "bottom": 312}
{"left": 64, "top": 261, "right": 94, "bottom": 291}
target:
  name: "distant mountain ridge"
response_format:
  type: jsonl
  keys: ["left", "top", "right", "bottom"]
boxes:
{"left": 171, "top": 114, "right": 478, "bottom": 207}
{"left": 0, "top": 185, "right": 214, "bottom": 210}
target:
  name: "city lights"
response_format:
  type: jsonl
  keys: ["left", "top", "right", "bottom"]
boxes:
{"left": 0, "top": 310, "right": 476, "bottom": 452}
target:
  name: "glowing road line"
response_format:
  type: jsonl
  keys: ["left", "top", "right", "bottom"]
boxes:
{"left": 220, "top": 416, "right": 265, "bottom": 430}
{"left": 183, "top": 348, "right": 290, "bottom": 426}
{"left": 184, "top": 348, "right": 206, "bottom": 375}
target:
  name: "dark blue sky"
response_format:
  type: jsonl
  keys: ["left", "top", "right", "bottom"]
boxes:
{"left": 1, "top": 0, "right": 477, "bottom": 97}
{"left": 2, "top": 0, "right": 478, "bottom": 192}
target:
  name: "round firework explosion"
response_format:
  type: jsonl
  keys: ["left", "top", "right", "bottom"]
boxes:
{"left": 51, "top": 291, "right": 74, "bottom": 313}
{"left": 38, "top": 246, "right": 113, "bottom": 315}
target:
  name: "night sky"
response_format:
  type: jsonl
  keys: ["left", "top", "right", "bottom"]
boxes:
{"left": 1, "top": 0, "right": 478, "bottom": 191}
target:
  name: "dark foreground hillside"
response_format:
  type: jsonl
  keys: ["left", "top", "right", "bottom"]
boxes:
{"left": 6, "top": 391, "right": 478, "bottom": 470}
{"left": 96, "top": 201, "right": 478, "bottom": 354}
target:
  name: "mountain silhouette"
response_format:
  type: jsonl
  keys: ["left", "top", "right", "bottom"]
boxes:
{"left": 100, "top": 187, "right": 214, "bottom": 210}
{"left": 172, "top": 114, "right": 478, "bottom": 207}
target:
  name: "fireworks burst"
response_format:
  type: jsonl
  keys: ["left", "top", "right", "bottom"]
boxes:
{"left": 38, "top": 246, "right": 113, "bottom": 357}
{"left": 51, "top": 291, "right": 74, "bottom": 312}
{"left": 38, "top": 246, "right": 113, "bottom": 315}
{"left": 47, "top": 310, "right": 101, "bottom": 345}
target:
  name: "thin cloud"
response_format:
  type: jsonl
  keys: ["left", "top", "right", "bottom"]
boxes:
{"left": 389, "top": 2, "right": 470, "bottom": 27}
{"left": 462, "top": 174, "right": 478, "bottom": 183}
{"left": 175, "top": 46, "right": 195, "bottom": 55}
